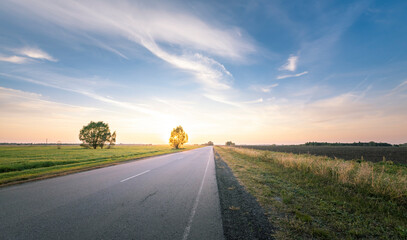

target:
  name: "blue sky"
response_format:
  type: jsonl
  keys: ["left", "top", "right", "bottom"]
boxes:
{"left": 0, "top": 0, "right": 406, "bottom": 144}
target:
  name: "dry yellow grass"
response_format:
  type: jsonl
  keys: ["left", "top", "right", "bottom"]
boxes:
{"left": 229, "top": 147, "right": 407, "bottom": 201}
{"left": 216, "top": 146, "right": 407, "bottom": 238}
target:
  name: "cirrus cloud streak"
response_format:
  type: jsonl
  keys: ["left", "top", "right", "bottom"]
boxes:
{"left": 3, "top": 0, "right": 255, "bottom": 90}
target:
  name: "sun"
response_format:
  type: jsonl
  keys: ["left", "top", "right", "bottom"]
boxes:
{"left": 158, "top": 121, "right": 178, "bottom": 144}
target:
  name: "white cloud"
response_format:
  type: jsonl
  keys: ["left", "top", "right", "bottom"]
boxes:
{"left": 277, "top": 71, "right": 308, "bottom": 80}
{"left": 393, "top": 80, "right": 407, "bottom": 92}
{"left": 0, "top": 86, "right": 42, "bottom": 99}
{"left": 204, "top": 94, "right": 242, "bottom": 107}
{"left": 243, "top": 98, "right": 263, "bottom": 104}
{"left": 204, "top": 93, "right": 264, "bottom": 107}
{"left": 257, "top": 84, "right": 407, "bottom": 129}
{"left": 279, "top": 55, "right": 298, "bottom": 72}
{"left": 142, "top": 44, "right": 233, "bottom": 90}
{"left": 16, "top": 47, "right": 57, "bottom": 62}
{"left": 0, "top": 72, "right": 164, "bottom": 117}
{"left": 0, "top": 55, "right": 29, "bottom": 64}
{"left": 0, "top": 86, "right": 95, "bottom": 114}
{"left": 0, "top": 47, "right": 57, "bottom": 63}
{"left": 385, "top": 80, "right": 407, "bottom": 98}
{"left": 298, "top": 2, "right": 369, "bottom": 67}
{"left": 251, "top": 83, "right": 279, "bottom": 93}
{"left": 3, "top": 0, "right": 255, "bottom": 91}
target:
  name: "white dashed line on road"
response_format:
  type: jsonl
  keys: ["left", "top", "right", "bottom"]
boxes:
{"left": 120, "top": 170, "right": 150, "bottom": 183}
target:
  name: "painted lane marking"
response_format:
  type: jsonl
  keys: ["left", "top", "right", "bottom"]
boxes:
{"left": 182, "top": 149, "right": 212, "bottom": 240}
{"left": 120, "top": 170, "right": 150, "bottom": 183}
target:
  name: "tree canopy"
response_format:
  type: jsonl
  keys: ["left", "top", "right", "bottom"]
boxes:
{"left": 169, "top": 126, "right": 188, "bottom": 149}
{"left": 79, "top": 121, "right": 114, "bottom": 149}
{"left": 225, "top": 141, "right": 235, "bottom": 146}
{"left": 107, "top": 131, "right": 116, "bottom": 149}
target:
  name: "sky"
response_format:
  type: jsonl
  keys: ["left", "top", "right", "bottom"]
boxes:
{"left": 0, "top": 0, "right": 406, "bottom": 145}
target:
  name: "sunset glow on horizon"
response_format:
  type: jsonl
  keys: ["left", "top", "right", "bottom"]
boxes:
{"left": 0, "top": 0, "right": 406, "bottom": 145}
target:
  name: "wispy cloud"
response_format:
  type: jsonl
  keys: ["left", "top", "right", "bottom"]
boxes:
{"left": 251, "top": 83, "right": 279, "bottom": 93}
{"left": 0, "top": 86, "right": 123, "bottom": 143}
{"left": 0, "top": 47, "right": 57, "bottom": 63}
{"left": 204, "top": 94, "right": 263, "bottom": 107}
{"left": 279, "top": 55, "right": 298, "bottom": 72}
{"left": 0, "top": 55, "right": 29, "bottom": 64}
{"left": 145, "top": 48, "right": 233, "bottom": 90}
{"left": 204, "top": 94, "right": 242, "bottom": 107}
{"left": 394, "top": 80, "right": 407, "bottom": 91}
{"left": 0, "top": 86, "right": 96, "bottom": 116}
{"left": 3, "top": 0, "right": 255, "bottom": 91}
{"left": 277, "top": 71, "right": 308, "bottom": 80}
{"left": 0, "top": 72, "right": 163, "bottom": 117}
{"left": 298, "top": 2, "right": 369, "bottom": 67}
{"left": 243, "top": 98, "right": 263, "bottom": 104}
{"left": 385, "top": 80, "right": 407, "bottom": 97}
{"left": 83, "top": 34, "right": 129, "bottom": 59}
{"left": 16, "top": 47, "right": 57, "bottom": 62}
{"left": 263, "top": 84, "right": 407, "bottom": 126}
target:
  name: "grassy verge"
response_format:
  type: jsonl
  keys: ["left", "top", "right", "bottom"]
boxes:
{"left": 0, "top": 145, "right": 202, "bottom": 186}
{"left": 214, "top": 146, "right": 407, "bottom": 239}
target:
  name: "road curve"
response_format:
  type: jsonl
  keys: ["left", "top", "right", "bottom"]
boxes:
{"left": 0, "top": 146, "right": 224, "bottom": 240}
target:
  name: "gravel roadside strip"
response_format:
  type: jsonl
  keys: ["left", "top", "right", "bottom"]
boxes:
{"left": 214, "top": 150, "right": 275, "bottom": 240}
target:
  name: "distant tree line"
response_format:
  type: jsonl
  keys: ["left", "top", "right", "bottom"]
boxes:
{"left": 304, "top": 141, "right": 399, "bottom": 147}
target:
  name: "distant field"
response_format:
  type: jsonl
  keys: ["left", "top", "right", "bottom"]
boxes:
{"left": 239, "top": 145, "right": 407, "bottom": 164}
{"left": 215, "top": 146, "right": 407, "bottom": 239}
{"left": 0, "top": 145, "right": 202, "bottom": 186}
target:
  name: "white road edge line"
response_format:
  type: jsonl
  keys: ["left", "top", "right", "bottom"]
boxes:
{"left": 120, "top": 170, "right": 150, "bottom": 183}
{"left": 182, "top": 148, "right": 212, "bottom": 240}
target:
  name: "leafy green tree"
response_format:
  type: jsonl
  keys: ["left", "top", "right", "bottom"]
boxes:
{"left": 107, "top": 131, "right": 116, "bottom": 149}
{"left": 225, "top": 141, "right": 235, "bottom": 146}
{"left": 207, "top": 141, "right": 214, "bottom": 146}
{"left": 79, "top": 121, "right": 112, "bottom": 149}
{"left": 169, "top": 126, "right": 188, "bottom": 149}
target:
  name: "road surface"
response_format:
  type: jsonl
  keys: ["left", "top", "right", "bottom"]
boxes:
{"left": 0, "top": 146, "right": 224, "bottom": 240}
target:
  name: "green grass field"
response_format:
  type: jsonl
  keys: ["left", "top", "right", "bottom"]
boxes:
{"left": 215, "top": 146, "right": 407, "bottom": 239}
{"left": 0, "top": 145, "right": 202, "bottom": 186}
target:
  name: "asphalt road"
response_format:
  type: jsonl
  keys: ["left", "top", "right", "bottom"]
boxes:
{"left": 0, "top": 146, "right": 224, "bottom": 240}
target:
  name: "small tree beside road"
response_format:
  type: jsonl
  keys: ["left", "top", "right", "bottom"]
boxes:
{"left": 79, "top": 121, "right": 114, "bottom": 149}
{"left": 225, "top": 141, "right": 235, "bottom": 146}
{"left": 107, "top": 131, "right": 116, "bottom": 149}
{"left": 169, "top": 126, "right": 188, "bottom": 149}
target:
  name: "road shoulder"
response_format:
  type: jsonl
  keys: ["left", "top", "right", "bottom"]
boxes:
{"left": 214, "top": 149, "right": 274, "bottom": 240}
